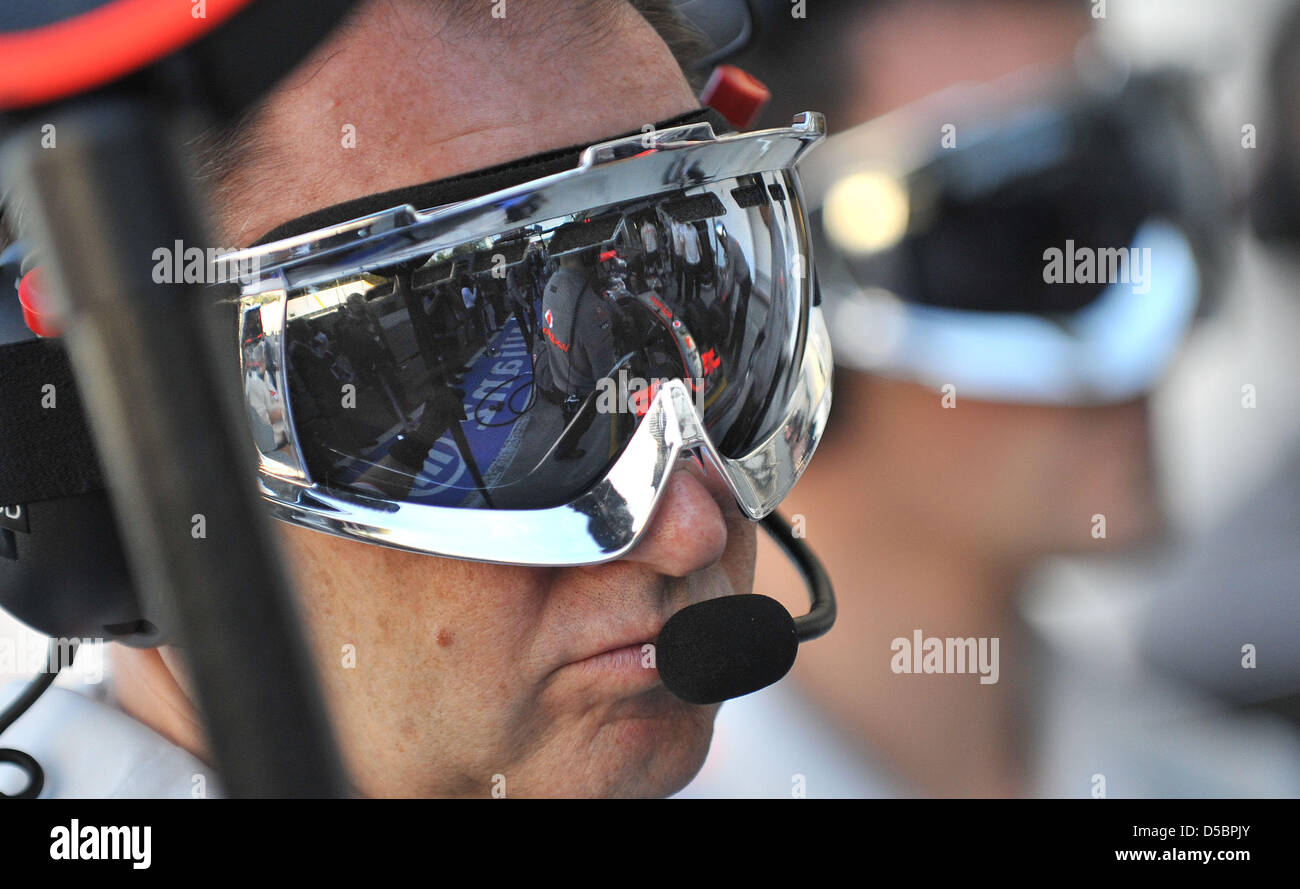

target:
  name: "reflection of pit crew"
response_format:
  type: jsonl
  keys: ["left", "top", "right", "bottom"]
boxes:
{"left": 293, "top": 326, "right": 352, "bottom": 393}
{"left": 337, "top": 294, "right": 407, "bottom": 416}
{"left": 459, "top": 275, "right": 493, "bottom": 348}
{"left": 635, "top": 216, "right": 663, "bottom": 284}
{"left": 244, "top": 342, "right": 286, "bottom": 452}
{"left": 420, "top": 283, "right": 465, "bottom": 376}
{"left": 481, "top": 275, "right": 509, "bottom": 335}
{"left": 533, "top": 253, "right": 615, "bottom": 460}
{"left": 505, "top": 246, "right": 541, "bottom": 353}
{"left": 672, "top": 219, "right": 703, "bottom": 303}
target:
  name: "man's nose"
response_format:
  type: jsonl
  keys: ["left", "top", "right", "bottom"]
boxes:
{"left": 620, "top": 464, "right": 729, "bottom": 577}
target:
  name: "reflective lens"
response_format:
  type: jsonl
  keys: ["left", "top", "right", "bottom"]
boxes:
{"left": 260, "top": 172, "right": 809, "bottom": 510}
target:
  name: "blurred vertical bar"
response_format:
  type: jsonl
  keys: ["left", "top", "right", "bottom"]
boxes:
{"left": 1, "top": 92, "right": 350, "bottom": 798}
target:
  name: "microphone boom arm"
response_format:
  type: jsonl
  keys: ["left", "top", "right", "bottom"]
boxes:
{"left": 761, "top": 511, "right": 837, "bottom": 642}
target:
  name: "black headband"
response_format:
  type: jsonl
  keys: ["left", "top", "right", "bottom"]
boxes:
{"left": 253, "top": 106, "right": 733, "bottom": 246}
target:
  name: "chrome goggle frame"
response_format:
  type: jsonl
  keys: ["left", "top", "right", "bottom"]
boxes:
{"left": 220, "top": 113, "right": 831, "bottom": 566}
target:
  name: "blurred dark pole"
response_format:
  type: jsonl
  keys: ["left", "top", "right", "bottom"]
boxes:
{"left": 1, "top": 92, "right": 350, "bottom": 797}
{"left": 0, "top": 0, "right": 361, "bottom": 797}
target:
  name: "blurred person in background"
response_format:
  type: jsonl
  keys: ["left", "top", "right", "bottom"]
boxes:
{"left": 682, "top": 0, "right": 1300, "bottom": 798}
{"left": 1133, "top": 0, "right": 1300, "bottom": 728}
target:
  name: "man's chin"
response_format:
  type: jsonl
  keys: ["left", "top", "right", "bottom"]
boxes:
{"left": 530, "top": 691, "right": 719, "bottom": 798}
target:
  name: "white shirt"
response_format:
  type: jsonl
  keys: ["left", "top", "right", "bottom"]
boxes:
{"left": 0, "top": 680, "right": 222, "bottom": 799}
{"left": 679, "top": 648, "right": 1300, "bottom": 799}
{"left": 245, "top": 369, "right": 275, "bottom": 427}
{"left": 677, "top": 679, "right": 908, "bottom": 798}
{"left": 676, "top": 222, "right": 702, "bottom": 266}
{"left": 641, "top": 222, "right": 659, "bottom": 254}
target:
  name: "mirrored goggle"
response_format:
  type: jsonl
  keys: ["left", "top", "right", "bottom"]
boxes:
{"left": 800, "top": 66, "right": 1230, "bottom": 405}
{"left": 221, "top": 113, "right": 831, "bottom": 565}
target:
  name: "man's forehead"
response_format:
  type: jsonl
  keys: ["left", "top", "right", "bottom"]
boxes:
{"left": 213, "top": 0, "right": 696, "bottom": 245}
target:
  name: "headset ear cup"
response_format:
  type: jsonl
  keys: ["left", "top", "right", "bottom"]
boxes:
{"left": 0, "top": 491, "right": 159, "bottom": 646}
{"left": 0, "top": 302, "right": 159, "bottom": 645}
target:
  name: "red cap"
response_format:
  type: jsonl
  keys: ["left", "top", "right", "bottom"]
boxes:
{"left": 18, "top": 267, "right": 61, "bottom": 338}
{"left": 699, "top": 65, "right": 771, "bottom": 130}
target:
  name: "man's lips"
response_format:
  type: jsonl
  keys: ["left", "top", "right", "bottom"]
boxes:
{"left": 545, "top": 560, "right": 743, "bottom": 693}
{"left": 555, "top": 635, "right": 664, "bottom": 694}
{"left": 574, "top": 641, "right": 657, "bottom": 671}
{"left": 566, "top": 623, "right": 663, "bottom": 669}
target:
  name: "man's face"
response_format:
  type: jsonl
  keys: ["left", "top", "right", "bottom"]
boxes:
{"left": 840, "top": 375, "right": 1161, "bottom": 561}
{"left": 808, "top": 4, "right": 1163, "bottom": 560}
{"left": 212, "top": 0, "right": 755, "bottom": 797}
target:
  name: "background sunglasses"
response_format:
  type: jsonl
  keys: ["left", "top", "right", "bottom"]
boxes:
{"left": 800, "top": 67, "right": 1230, "bottom": 405}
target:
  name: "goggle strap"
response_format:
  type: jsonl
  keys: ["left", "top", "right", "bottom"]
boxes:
{"left": 252, "top": 107, "right": 734, "bottom": 247}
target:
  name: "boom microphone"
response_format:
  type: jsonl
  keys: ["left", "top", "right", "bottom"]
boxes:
{"left": 657, "top": 513, "right": 836, "bottom": 705}
{"left": 658, "top": 594, "right": 798, "bottom": 704}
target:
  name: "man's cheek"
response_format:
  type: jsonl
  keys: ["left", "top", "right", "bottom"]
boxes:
{"left": 721, "top": 515, "right": 758, "bottom": 594}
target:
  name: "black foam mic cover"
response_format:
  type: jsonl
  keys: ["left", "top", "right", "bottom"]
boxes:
{"left": 657, "top": 594, "right": 798, "bottom": 705}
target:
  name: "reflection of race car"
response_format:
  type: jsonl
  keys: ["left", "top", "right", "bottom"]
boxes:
{"left": 599, "top": 281, "right": 736, "bottom": 422}
{"left": 616, "top": 286, "right": 705, "bottom": 384}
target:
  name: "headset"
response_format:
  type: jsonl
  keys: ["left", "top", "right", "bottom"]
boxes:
{"left": 0, "top": 0, "right": 839, "bottom": 799}
{"left": 0, "top": 243, "right": 150, "bottom": 645}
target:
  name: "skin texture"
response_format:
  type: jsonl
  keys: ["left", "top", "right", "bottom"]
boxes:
{"left": 752, "top": 1, "right": 1162, "bottom": 797}
{"left": 112, "top": 0, "right": 760, "bottom": 798}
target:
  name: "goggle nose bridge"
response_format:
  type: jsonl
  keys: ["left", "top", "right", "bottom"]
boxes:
{"left": 652, "top": 378, "right": 766, "bottom": 521}
{"left": 658, "top": 377, "right": 708, "bottom": 449}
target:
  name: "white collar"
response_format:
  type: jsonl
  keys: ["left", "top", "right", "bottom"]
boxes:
{"left": 675, "top": 679, "right": 910, "bottom": 799}
{"left": 0, "top": 681, "right": 222, "bottom": 799}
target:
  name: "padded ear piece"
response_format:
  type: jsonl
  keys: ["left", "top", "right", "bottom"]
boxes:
{"left": 0, "top": 257, "right": 155, "bottom": 646}
{"left": 0, "top": 492, "right": 159, "bottom": 646}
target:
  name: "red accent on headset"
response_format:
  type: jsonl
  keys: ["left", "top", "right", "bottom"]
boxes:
{"left": 0, "top": 0, "right": 254, "bottom": 110}
{"left": 699, "top": 65, "right": 771, "bottom": 130}
{"left": 18, "top": 267, "right": 61, "bottom": 338}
